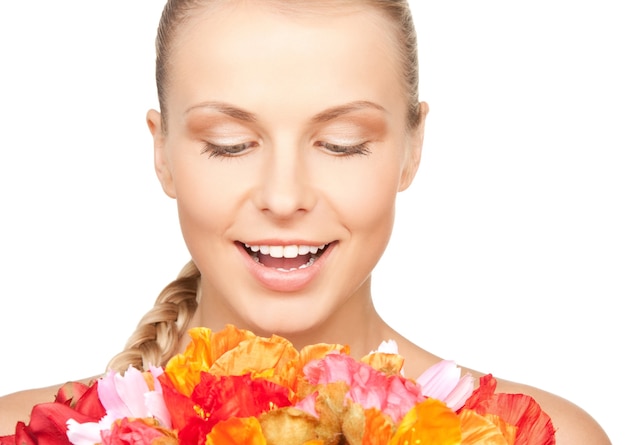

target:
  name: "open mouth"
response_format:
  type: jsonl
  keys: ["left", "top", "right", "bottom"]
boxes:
{"left": 240, "top": 242, "right": 331, "bottom": 272}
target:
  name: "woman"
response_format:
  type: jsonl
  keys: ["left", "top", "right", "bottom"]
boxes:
{"left": 0, "top": 0, "right": 613, "bottom": 442}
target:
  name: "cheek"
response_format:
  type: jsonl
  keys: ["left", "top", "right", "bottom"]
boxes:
{"left": 172, "top": 159, "right": 245, "bottom": 236}
{"left": 318, "top": 156, "right": 402, "bottom": 231}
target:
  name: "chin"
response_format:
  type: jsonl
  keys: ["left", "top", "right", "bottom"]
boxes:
{"left": 241, "top": 309, "right": 325, "bottom": 340}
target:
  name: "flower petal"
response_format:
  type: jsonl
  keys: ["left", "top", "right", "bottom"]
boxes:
{"left": 205, "top": 417, "right": 267, "bottom": 445}
{"left": 458, "top": 410, "right": 512, "bottom": 445}
{"left": 464, "top": 375, "right": 555, "bottom": 444}
{"left": 97, "top": 370, "right": 130, "bottom": 418}
{"left": 362, "top": 408, "right": 394, "bottom": 445}
{"left": 417, "top": 360, "right": 474, "bottom": 411}
{"left": 391, "top": 398, "right": 462, "bottom": 445}
{"left": 66, "top": 419, "right": 101, "bottom": 445}
{"left": 113, "top": 367, "right": 151, "bottom": 416}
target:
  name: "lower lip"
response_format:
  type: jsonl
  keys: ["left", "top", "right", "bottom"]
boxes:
{"left": 237, "top": 242, "right": 334, "bottom": 292}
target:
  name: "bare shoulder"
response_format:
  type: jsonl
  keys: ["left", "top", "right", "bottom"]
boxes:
{"left": 494, "top": 377, "right": 612, "bottom": 444}
{"left": 0, "top": 385, "right": 59, "bottom": 435}
{"left": 0, "top": 376, "right": 99, "bottom": 436}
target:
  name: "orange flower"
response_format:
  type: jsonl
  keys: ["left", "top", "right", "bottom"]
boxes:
{"left": 205, "top": 417, "right": 266, "bottom": 445}
{"left": 298, "top": 343, "right": 350, "bottom": 376}
{"left": 164, "top": 325, "right": 257, "bottom": 396}
{"left": 458, "top": 409, "right": 514, "bottom": 444}
{"left": 209, "top": 333, "right": 299, "bottom": 389}
{"left": 360, "top": 351, "right": 405, "bottom": 376}
{"left": 390, "top": 398, "right": 462, "bottom": 445}
{"left": 166, "top": 326, "right": 307, "bottom": 395}
{"left": 362, "top": 408, "right": 394, "bottom": 445}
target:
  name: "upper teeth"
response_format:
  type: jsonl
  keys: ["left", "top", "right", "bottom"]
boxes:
{"left": 244, "top": 243, "right": 327, "bottom": 258}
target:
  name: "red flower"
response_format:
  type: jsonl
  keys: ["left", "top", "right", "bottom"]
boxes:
{"left": 162, "top": 372, "right": 291, "bottom": 444}
{"left": 0, "top": 381, "right": 105, "bottom": 445}
{"left": 464, "top": 374, "right": 556, "bottom": 445}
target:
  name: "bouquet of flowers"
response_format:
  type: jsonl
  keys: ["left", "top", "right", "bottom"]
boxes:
{"left": 1, "top": 325, "right": 555, "bottom": 444}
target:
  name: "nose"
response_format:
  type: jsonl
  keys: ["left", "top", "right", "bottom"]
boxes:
{"left": 252, "top": 145, "right": 317, "bottom": 219}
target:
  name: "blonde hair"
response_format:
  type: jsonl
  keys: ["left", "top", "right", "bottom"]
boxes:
{"left": 107, "top": 260, "right": 199, "bottom": 372}
{"left": 108, "top": 0, "right": 420, "bottom": 373}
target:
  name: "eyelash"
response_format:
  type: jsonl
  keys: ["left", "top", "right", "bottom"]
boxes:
{"left": 200, "top": 141, "right": 371, "bottom": 158}
{"left": 317, "top": 141, "right": 371, "bottom": 156}
{"left": 201, "top": 142, "right": 255, "bottom": 158}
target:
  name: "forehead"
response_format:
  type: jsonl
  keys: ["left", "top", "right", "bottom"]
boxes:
{"left": 166, "top": 2, "right": 406, "bottom": 121}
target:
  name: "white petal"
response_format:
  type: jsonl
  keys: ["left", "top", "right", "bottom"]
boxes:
{"left": 66, "top": 419, "right": 103, "bottom": 445}
{"left": 374, "top": 339, "right": 399, "bottom": 354}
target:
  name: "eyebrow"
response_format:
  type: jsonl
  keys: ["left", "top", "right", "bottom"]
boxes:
{"left": 311, "top": 101, "right": 387, "bottom": 123}
{"left": 184, "top": 100, "right": 386, "bottom": 123}
{"left": 185, "top": 101, "right": 257, "bottom": 122}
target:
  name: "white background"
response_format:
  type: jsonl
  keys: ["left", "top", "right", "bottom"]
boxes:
{"left": 0, "top": 1, "right": 623, "bottom": 443}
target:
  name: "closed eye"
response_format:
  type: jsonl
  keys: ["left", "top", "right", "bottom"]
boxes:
{"left": 316, "top": 141, "right": 371, "bottom": 156}
{"left": 201, "top": 141, "right": 257, "bottom": 158}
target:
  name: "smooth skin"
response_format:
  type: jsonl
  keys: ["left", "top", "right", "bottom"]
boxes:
{"left": 0, "top": 3, "right": 611, "bottom": 443}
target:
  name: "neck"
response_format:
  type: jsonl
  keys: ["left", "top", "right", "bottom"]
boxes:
{"left": 276, "top": 292, "right": 390, "bottom": 360}
{"left": 185, "top": 277, "right": 394, "bottom": 360}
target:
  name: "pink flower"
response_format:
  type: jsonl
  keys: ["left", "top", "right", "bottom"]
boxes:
{"left": 98, "top": 366, "right": 170, "bottom": 425}
{"left": 67, "top": 366, "right": 170, "bottom": 444}
{"left": 100, "top": 418, "right": 170, "bottom": 445}
{"left": 416, "top": 360, "right": 475, "bottom": 411}
{"left": 294, "top": 392, "right": 318, "bottom": 417}
{"left": 303, "top": 353, "right": 423, "bottom": 422}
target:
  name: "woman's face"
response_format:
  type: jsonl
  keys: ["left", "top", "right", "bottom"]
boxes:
{"left": 149, "top": 2, "right": 425, "bottom": 336}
